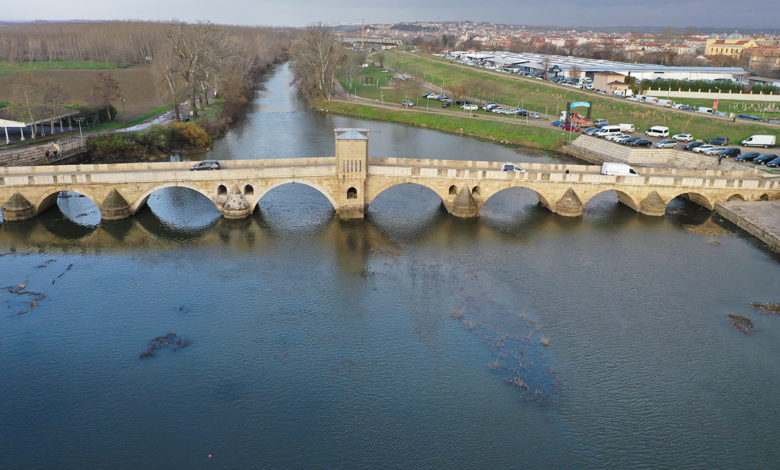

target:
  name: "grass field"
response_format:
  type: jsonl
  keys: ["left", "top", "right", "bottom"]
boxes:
{"left": 0, "top": 60, "right": 121, "bottom": 73}
{"left": 0, "top": 64, "right": 165, "bottom": 121}
{"left": 383, "top": 51, "right": 778, "bottom": 144}
{"left": 318, "top": 98, "right": 569, "bottom": 151}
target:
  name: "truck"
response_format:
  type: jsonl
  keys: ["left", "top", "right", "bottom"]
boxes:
{"left": 601, "top": 162, "right": 640, "bottom": 176}
{"left": 561, "top": 111, "right": 593, "bottom": 127}
{"left": 740, "top": 135, "right": 776, "bottom": 148}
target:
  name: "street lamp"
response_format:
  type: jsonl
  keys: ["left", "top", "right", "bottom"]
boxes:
{"left": 74, "top": 117, "right": 85, "bottom": 144}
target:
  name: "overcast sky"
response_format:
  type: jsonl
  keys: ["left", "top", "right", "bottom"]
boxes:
{"left": 2, "top": 0, "right": 779, "bottom": 30}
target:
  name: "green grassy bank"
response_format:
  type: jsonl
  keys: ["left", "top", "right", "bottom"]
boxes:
{"left": 317, "top": 99, "right": 570, "bottom": 151}
{"left": 383, "top": 51, "right": 778, "bottom": 144}
{"left": 0, "top": 60, "right": 121, "bottom": 73}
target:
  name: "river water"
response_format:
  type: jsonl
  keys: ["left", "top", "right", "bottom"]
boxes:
{"left": 2, "top": 64, "right": 779, "bottom": 469}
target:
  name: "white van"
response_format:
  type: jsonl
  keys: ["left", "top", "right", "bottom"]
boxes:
{"left": 595, "top": 125, "right": 622, "bottom": 138}
{"left": 645, "top": 126, "right": 669, "bottom": 138}
{"left": 697, "top": 107, "right": 713, "bottom": 114}
{"left": 619, "top": 123, "right": 635, "bottom": 133}
{"left": 601, "top": 162, "right": 640, "bottom": 176}
{"left": 740, "top": 135, "right": 776, "bottom": 148}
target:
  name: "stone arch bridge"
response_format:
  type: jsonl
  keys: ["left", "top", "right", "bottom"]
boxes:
{"left": 1, "top": 128, "right": 778, "bottom": 222}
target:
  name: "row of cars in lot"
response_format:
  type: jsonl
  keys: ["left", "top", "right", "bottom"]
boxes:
{"left": 418, "top": 93, "right": 542, "bottom": 117}
{"left": 570, "top": 120, "right": 779, "bottom": 165}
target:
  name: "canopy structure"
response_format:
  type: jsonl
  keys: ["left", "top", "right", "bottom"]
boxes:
{"left": 0, "top": 110, "right": 81, "bottom": 145}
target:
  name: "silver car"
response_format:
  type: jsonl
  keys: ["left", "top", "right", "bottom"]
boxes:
{"left": 654, "top": 139, "right": 677, "bottom": 149}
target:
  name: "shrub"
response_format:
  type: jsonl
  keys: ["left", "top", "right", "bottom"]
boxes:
{"left": 170, "top": 121, "right": 212, "bottom": 149}
{"left": 139, "top": 124, "right": 171, "bottom": 150}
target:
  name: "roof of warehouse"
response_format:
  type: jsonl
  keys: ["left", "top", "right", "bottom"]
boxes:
{"left": 447, "top": 50, "right": 746, "bottom": 75}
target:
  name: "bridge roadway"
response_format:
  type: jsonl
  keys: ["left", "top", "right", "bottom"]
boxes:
{"left": 0, "top": 129, "right": 778, "bottom": 222}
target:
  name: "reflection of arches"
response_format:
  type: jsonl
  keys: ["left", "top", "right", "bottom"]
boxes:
{"left": 347, "top": 187, "right": 357, "bottom": 199}
{"left": 727, "top": 194, "right": 745, "bottom": 201}
{"left": 248, "top": 180, "right": 337, "bottom": 211}
{"left": 244, "top": 184, "right": 254, "bottom": 196}
{"left": 34, "top": 188, "right": 100, "bottom": 216}
{"left": 131, "top": 184, "right": 217, "bottom": 214}
{"left": 367, "top": 181, "right": 445, "bottom": 206}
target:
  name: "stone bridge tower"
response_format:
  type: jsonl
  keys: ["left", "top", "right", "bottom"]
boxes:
{"left": 334, "top": 128, "right": 369, "bottom": 219}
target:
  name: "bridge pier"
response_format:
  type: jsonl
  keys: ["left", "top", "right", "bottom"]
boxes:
{"left": 335, "top": 128, "right": 369, "bottom": 220}
{"left": 448, "top": 185, "right": 479, "bottom": 218}
{"left": 1, "top": 192, "right": 35, "bottom": 221}
{"left": 553, "top": 188, "right": 584, "bottom": 217}
{"left": 100, "top": 188, "right": 131, "bottom": 220}
{"left": 221, "top": 185, "right": 253, "bottom": 219}
{"left": 639, "top": 191, "right": 668, "bottom": 216}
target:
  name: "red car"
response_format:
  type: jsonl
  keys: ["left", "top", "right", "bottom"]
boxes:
{"left": 561, "top": 125, "right": 581, "bottom": 132}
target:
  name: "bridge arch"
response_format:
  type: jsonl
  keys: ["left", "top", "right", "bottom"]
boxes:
{"left": 248, "top": 179, "right": 337, "bottom": 211}
{"left": 480, "top": 185, "right": 555, "bottom": 213}
{"left": 727, "top": 193, "right": 745, "bottom": 201}
{"left": 34, "top": 188, "right": 101, "bottom": 217}
{"left": 581, "top": 189, "right": 639, "bottom": 212}
{"left": 367, "top": 180, "right": 448, "bottom": 206}
{"left": 667, "top": 192, "right": 715, "bottom": 211}
{"left": 131, "top": 183, "right": 218, "bottom": 214}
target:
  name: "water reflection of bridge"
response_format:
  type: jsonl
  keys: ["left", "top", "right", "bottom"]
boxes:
{"left": 1, "top": 128, "right": 778, "bottom": 222}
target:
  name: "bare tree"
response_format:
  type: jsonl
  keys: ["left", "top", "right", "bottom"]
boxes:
{"left": 42, "top": 79, "right": 68, "bottom": 135}
{"left": 10, "top": 72, "right": 38, "bottom": 137}
{"left": 90, "top": 72, "right": 121, "bottom": 122}
{"left": 342, "top": 52, "right": 364, "bottom": 93}
{"left": 154, "top": 45, "right": 185, "bottom": 121}
{"left": 290, "top": 25, "right": 347, "bottom": 100}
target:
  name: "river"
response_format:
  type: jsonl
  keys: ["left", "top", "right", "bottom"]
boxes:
{"left": 1, "top": 63, "right": 779, "bottom": 469}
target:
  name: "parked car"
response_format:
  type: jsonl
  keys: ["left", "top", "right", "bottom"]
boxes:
{"left": 528, "top": 112, "right": 541, "bottom": 119}
{"left": 482, "top": 102, "right": 497, "bottom": 111}
{"left": 606, "top": 133, "right": 628, "bottom": 142}
{"left": 594, "top": 118, "right": 609, "bottom": 126}
{"left": 441, "top": 102, "right": 451, "bottom": 108}
{"left": 683, "top": 141, "right": 705, "bottom": 151}
{"left": 692, "top": 144, "right": 715, "bottom": 153}
{"left": 551, "top": 121, "right": 564, "bottom": 127}
{"left": 766, "top": 157, "right": 780, "bottom": 168}
{"left": 561, "top": 125, "right": 581, "bottom": 132}
{"left": 654, "top": 139, "right": 677, "bottom": 149}
{"left": 190, "top": 160, "right": 220, "bottom": 171}
{"left": 672, "top": 133, "right": 694, "bottom": 142}
{"left": 735, "top": 152, "right": 761, "bottom": 162}
{"left": 461, "top": 104, "right": 478, "bottom": 111}
{"left": 630, "top": 139, "right": 652, "bottom": 147}
{"left": 422, "top": 92, "right": 435, "bottom": 99}
{"left": 401, "top": 100, "right": 415, "bottom": 107}
{"left": 754, "top": 153, "right": 778, "bottom": 165}
{"left": 621, "top": 137, "right": 641, "bottom": 145}
{"left": 737, "top": 114, "right": 764, "bottom": 122}
{"left": 706, "top": 137, "right": 729, "bottom": 145}
{"left": 584, "top": 127, "right": 601, "bottom": 135}
{"left": 679, "top": 105, "right": 694, "bottom": 111}
{"left": 718, "top": 148, "right": 741, "bottom": 159}
{"left": 703, "top": 147, "right": 726, "bottom": 155}
{"left": 741, "top": 135, "right": 776, "bottom": 148}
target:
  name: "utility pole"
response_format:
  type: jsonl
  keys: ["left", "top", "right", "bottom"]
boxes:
{"left": 361, "top": 18, "right": 365, "bottom": 50}
{"left": 74, "top": 117, "right": 85, "bottom": 144}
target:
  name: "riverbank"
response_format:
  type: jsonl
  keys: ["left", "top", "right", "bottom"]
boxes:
{"left": 315, "top": 98, "right": 570, "bottom": 151}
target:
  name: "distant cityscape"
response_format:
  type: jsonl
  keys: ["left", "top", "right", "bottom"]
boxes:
{"left": 335, "top": 21, "right": 780, "bottom": 78}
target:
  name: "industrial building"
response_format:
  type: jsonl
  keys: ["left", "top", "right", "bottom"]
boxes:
{"left": 444, "top": 51, "right": 747, "bottom": 83}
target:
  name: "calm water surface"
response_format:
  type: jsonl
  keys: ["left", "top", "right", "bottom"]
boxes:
{"left": 1, "top": 64, "right": 779, "bottom": 469}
